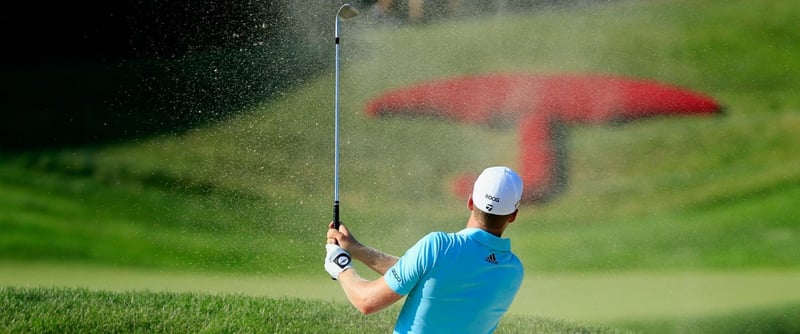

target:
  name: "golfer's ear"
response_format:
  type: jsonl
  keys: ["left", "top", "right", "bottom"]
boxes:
{"left": 467, "top": 195, "right": 474, "bottom": 210}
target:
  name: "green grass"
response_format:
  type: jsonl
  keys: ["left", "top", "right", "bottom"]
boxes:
{"left": 618, "top": 303, "right": 800, "bottom": 334}
{"left": 2, "top": 0, "right": 800, "bottom": 331}
{"left": 0, "top": 287, "right": 399, "bottom": 334}
{"left": 0, "top": 287, "right": 619, "bottom": 334}
{"left": 2, "top": 286, "right": 798, "bottom": 333}
{"left": 0, "top": 162, "right": 306, "bottom": 273}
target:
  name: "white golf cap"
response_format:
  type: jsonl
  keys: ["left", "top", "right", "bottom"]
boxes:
{"left": 472, "top": 166, "right": 523, "bottom": 215}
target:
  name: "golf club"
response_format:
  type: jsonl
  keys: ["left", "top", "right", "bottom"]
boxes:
{"left": 333, "top": 3, "right": 359, "bottom": 230}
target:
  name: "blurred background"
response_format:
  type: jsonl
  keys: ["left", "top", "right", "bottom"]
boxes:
{"left": 2, "top": 0, "right": 567, "bottom": 150}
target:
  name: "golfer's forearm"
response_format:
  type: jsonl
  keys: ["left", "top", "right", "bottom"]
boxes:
{"left": 338, "top": 269, "right": 380, "bottom": 314}
{"left": 352, "top": 245, "right": 398, "bottom": 275}
{"left": 337, "top": 269, "right": 401, "bottom": 315}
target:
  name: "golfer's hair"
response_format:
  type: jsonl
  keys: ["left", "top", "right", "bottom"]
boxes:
{"left": 474, "top": 209, "right": 514, "bottom": 229}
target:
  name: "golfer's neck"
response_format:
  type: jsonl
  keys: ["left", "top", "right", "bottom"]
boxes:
{"left": 465, "top": 218, "right": 504, "bottom": 237}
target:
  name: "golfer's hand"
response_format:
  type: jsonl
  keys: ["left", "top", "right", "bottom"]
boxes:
{"left": 327, "top": 222, "right": 362, "bottom": 253}
{"left": 324, "top": 244, "right": 352, "bottom": 280}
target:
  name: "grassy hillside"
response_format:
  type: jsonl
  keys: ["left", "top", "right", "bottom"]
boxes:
{"left": 2, "top": 0, "right": 797, "bottom": 274}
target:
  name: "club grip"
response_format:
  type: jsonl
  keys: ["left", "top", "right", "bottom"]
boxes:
{"left": 333, "top": 201, "right": 340, "bottom": 230}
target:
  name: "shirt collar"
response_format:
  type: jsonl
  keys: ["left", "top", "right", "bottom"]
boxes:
{"left": 458, "top": 227, "right": 511, "bottom": 251}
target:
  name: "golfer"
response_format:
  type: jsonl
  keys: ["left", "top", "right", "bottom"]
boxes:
{"left": 324, "top": 166, "right": 525, "bottom": 333}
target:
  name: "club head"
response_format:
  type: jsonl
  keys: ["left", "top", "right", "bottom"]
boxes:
{"left": 337, "top": 4, "right": 359, "bottom": 20}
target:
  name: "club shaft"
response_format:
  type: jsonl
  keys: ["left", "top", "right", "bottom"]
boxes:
{"left": 333, "top": 4, "right": 357, "bottom": 231}
{"left": 333, "top": 17, "right": 342, "bottom": 229}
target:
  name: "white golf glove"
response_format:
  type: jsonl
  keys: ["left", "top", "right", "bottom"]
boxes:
{"left": 324, "top": 244, "right": 353, "bottom": 280}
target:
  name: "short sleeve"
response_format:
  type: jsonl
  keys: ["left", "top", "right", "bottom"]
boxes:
{"left": 383, "top": 232, "right": 444, "bottom": 296}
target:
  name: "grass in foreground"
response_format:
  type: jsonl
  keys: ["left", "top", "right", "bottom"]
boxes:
{"left": 5, "top": 287, "right": 799, "bottom": 333}
{"left": 0, "top": 287, "right": 620, "bottom": 334}
{"left": 615, "top": 303, "right": 800, "bottom": 334}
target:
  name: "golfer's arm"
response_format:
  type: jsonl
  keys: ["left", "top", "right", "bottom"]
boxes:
{"left": 351, "top": 245, "right": 398, "bottom": 275}
{"left": 337, "top": 268, "right": 403, "bottom": 315}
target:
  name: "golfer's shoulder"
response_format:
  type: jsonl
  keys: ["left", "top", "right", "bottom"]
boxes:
{"left": 417, "top": 231, "right": 462, "bottom": 250}
{"left": 422, "top": 230, "right": 458, "bottom": 241}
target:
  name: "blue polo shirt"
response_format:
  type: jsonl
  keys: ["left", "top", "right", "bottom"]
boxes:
{"left": 384, "top": 228, "right": 524, "bottom": 334}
